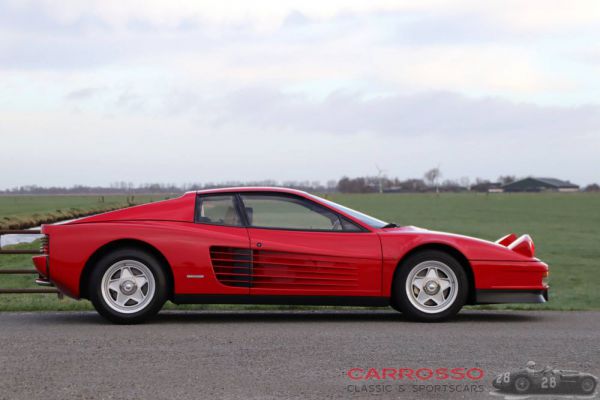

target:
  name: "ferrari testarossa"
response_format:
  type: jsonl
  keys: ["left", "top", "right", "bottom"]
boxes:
{"left": 32, "top": 187, "right": 549, "bottom": 323}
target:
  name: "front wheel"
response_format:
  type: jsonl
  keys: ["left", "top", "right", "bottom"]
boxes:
{"left": 89, "top": 248, "right": 168, "bottom": 324}
{"left": 514, "top": 376, "right": 531, "bottom": 394}
{"left": 392, "top": 250, "right": 468, "bottom": 322}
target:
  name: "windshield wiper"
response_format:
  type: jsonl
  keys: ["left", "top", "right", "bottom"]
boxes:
{"left": 382, "top": 223, "right": 398, "bottom": 228}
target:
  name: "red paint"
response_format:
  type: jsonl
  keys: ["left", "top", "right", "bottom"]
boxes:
{"left": 35, "top": 187, "right": 549, "bottom": 302}
{"left": 346, "top": 367, "right": 485, "bottom": 381}
{"left": 247, "top": 228, "right": 381, "bottom": 296}
{"left": 508, "top": 234, "right": 535, "bottom": 258}
{"left": 495, "top": 233, "right": 517, "bottom": 247}
{"left": 32, "top": 255, "right": 48, "bottom": 277}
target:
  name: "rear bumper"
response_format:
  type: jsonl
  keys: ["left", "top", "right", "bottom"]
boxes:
{"left": 475, "top": 289, "right": 548, "bottom": 304}
{"left": 32, "top": 255, "right": 54, "bottom": 287}
{"left": 32, "top": 255, "right": 49, "bottom": 277}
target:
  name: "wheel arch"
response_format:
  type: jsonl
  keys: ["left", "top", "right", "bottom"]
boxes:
{"left": 79, "top": 239, "right": 174, "bottom": 300}
{"left": 391, "top": 243, "right": 476, "bottom": 305}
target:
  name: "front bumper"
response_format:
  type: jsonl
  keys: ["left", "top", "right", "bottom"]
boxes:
{"left": 475, "top": 289, "right": 548, "bottom": 304}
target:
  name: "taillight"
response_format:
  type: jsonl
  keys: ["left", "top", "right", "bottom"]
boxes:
{"left": 40, "top": 235, "right": 49, "bottom": 254}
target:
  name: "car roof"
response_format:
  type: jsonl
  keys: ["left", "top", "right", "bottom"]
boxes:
{"left": 192, "top": 187, "right": 310, "bottom": 196}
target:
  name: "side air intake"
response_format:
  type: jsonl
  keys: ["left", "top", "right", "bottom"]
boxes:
{"left": 209, "top": 246, "right": 252, "bottom": 288}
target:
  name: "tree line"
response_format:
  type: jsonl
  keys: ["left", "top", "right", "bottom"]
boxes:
{"left": 2, "top": 170, "right": 598, "bottom": 194}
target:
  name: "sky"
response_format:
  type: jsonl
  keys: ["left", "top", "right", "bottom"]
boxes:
{"left": 1, "top": 0, "right": 600, "bottom": 188}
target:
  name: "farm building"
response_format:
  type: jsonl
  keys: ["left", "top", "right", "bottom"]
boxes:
{"left": 471, "top": 181, "right": 503, "bottom": 193}
{"left": 503, "top": 177, "right": 580, "bottom": 192}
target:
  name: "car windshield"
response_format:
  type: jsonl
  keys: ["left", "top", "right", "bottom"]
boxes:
{"left": 307, "top": 194, "right": 391, "bottom": 229}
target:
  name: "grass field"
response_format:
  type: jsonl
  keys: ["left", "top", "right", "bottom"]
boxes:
{"left": 0, "top": 193, "right": 598, "bottom": 311}
{"left": 0, "top": 194, "right": 173, "bottom": 229}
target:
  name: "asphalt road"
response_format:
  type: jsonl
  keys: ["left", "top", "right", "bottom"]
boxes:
{"left": 0, "top": 310, "right": 598, "bottom": 400}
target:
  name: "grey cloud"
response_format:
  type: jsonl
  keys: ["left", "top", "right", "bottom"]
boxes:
{"left": 65, "top": 87, "right": 105, "bottom": 100}
{"left": 116, "top": 89, "right": 146, "bottom": 112}
{"left": 283, "top": 11, "right": 311, "bottom": 27}
{"left": 0, "top": 34, "right": 127, "bottom": 70}
{"left": 0, "top": 2, "right": 109, "bottom": 36}
{"left": 0, "top": 31, "right": 218, "bottom": 70}
{"left": 0, "top": 2, "right": 204, "bottom": 36}
{"left": 393, "top": 12, "right": 511, "bottom": 44}
{"left": 204, "top": 88, "right": 600, "bottom": 138}
{"left": 0, "top": 4, "right": 218, "bottom": 70}
{"left": 0, "top": 5, "right": 520, "bottom": 71}
{"left": 379, "top": 9, "right": 599, "bottom": 45}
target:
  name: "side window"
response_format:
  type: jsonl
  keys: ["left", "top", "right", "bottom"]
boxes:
{"left": 239, "top": 194, "right": 362, "bottom": 231}
{"left": 195, "top": 195, "right": 242, "bottom": 226}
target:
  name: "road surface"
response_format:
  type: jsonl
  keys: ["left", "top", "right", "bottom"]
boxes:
{"left": 0, "top": 310, "right": 598, "bottom": 399}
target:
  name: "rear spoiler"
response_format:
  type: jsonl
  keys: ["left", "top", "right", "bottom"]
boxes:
{"left": 495, "top": 233, "right": 535, "bottom": 258}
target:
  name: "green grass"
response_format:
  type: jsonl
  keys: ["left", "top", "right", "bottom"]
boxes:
{"left": 1, "top": 193, "right": 599, "bottom": 311}
{"left": 0, "top": 194, "right": 172, "bottom": 229}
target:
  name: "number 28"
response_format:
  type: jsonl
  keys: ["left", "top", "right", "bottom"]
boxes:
{"left": 541, "top": 376, "right": 557, "bottom": 389}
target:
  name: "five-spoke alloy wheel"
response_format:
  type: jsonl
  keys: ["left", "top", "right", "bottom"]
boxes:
{"left": 101, "top": 260, "right": 156, "bottom": 314}
{"left": 89, "top": 248, "right": 168, "bottom": 324}
{"left": 392, "top": 250, "right": 468, "bottom": 321}
{"left": 406, "top": 261, "right": 458, "bottom": 314}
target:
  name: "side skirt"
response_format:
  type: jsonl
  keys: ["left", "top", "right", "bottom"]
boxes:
{"left": 172, "top": 294, "right": 390, "bottom": 307}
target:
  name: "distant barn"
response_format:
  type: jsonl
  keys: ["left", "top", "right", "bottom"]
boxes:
{"left": 471, "top": 181, "right": 503, "bottom": 193}
{"left": 503, "top": 177, "right": 580, "bottom": 192}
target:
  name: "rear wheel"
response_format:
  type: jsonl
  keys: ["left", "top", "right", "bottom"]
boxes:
{"left": 89, "top": 248, "right": 167, "bottom": 324}
{"left": 580, "top": 376, "right": 596, "bottom": 394}
{"left": 392, "top": 250, "right": 468, "bottom": 322}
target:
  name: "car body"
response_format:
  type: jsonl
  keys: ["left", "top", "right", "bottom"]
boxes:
{"left": 32, "top": 187, "right": 549, "bottom": 323}
{"left": 493, "top": 365, "right": 598, "bottom": 395}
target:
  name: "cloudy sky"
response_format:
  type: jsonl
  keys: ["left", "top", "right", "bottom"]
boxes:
{"left": 1, "top": 0, "right": 600, "bottom": 188}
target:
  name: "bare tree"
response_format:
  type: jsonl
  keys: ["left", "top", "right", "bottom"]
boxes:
{"left": 424, "top": 167, "right": 442, "bottom": 191}
{"left": 375, "top": 164, "right": 387, "bottom": 194}
{"left": 498, "top": 175, "right": 516, "bottom": 185}
{"left": 459, "top": 176, "right": 471, "bottom": 190}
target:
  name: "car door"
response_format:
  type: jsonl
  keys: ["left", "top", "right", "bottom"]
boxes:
{"left": 181, "top": 193, "right": 251, "bottom": 295}
{"left": 239, "top": 193, "right": 382, "bottom": 297}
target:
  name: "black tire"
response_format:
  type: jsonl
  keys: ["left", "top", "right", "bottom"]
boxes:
{"left": 580, "top": 376, "right": 597, "bottom": 394}
{"left": 513, "top": 376, "right": 531, "bottom": 394}
{"left": 392, "top": 250, "right": 468, "bottom": 322}
{"left": 88, "top": 248, "right": 168, "bottom": 324}
{"left": 389, "top": 301, "right": 402, "bottom": 313}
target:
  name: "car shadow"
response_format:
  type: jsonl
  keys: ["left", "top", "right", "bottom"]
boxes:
{"left": 152, "top": 310, "right": 543, "bottom": 324}
{"left": 30, "top": 309, "right": 544, "bottom": 325}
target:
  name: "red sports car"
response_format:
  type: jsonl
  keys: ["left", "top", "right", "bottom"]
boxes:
{"left": 32, "top": 187, "right": 549, "bottom": 323}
